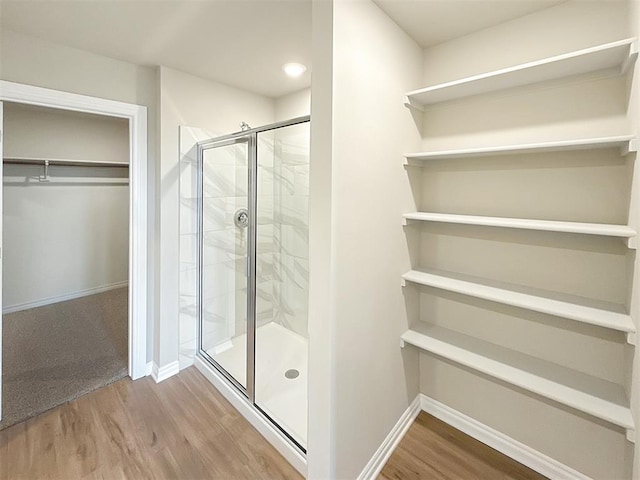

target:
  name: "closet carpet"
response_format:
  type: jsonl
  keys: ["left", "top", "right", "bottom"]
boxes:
{"left": 0, "top": 287, "right": 128, "bottom": 430}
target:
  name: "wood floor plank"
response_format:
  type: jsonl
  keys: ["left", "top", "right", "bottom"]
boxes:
{"left": 0, "top": 367, "right": 301, "bottom": 480}
{"left": 379, "top": 412, "right": 548, "bottom": 480}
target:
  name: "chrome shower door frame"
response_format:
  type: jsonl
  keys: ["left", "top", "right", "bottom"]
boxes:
{"left": 196, "top": 115, "right": 310, "bottom": 453}
{"left": 196, "top": 134, "right": 257, "bottom": 400}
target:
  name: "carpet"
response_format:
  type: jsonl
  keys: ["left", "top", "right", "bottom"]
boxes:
{"left": 1, "top": 287, "right": 128, "bottom": 429}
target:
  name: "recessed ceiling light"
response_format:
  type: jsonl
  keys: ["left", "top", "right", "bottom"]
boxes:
{"left": 282, "top": 63, "right": 307, "bottom": 78}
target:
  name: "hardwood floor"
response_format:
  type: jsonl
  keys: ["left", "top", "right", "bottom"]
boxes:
{"left": 0, "top": 367, "right": 302, "bottom": 480}
{"left": 378, "top": 412, "right": 548, "bottom": 480}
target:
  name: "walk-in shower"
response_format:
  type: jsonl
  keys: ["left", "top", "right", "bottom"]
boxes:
{"left": 196, "top": 116, "right": 310, "bottom": 451}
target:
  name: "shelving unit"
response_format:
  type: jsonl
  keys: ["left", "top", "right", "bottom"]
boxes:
{"left": 402, "top": 212, "right": 637, "bottom": 242}
{"left": 402, "top": 269, "right": 635, "bottom": 338}
{"left": 404, "top": 38, "right": 638, "bottom": 109}
{"left": 404, "top": 135, "right": 637, "bottom": 163}
{"left": 400, "top": 324, "right": 634, "bottom": 434}
{"left": 401, "top": 33, "right": 639, "bottom": 459}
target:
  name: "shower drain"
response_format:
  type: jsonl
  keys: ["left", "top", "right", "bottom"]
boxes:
{"left": 285, "top": 369, "right": 300, "bottom": 379}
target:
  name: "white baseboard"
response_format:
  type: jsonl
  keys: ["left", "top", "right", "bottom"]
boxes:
{"left": 3, "top": 281, "right": 129, "bottom": 314}
{"left": 146, "top": 361, "right": 153, "bottom": 376}
{"left": 194, "top": 356, "right": 307, "bottom": 477}
{"left": 420, "top": 395, "right": 592, "bottom": 480}
{"left": 357, "top": 395, "right": 422, "bottom": 480}
{"left": 151, "top": 361, "right": 180, "bottom": 383}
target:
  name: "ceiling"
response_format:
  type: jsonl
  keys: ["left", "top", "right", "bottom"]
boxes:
{"left": 0, "top": 0, "right": 312, "bottom": 98}
{"left": 372, "top": 0, "right": 565, "bottom": 48}
{"left": 1, "top": 0, "right": 567, "bottom": 98}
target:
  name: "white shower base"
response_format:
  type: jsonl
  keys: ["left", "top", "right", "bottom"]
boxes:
{"left": 207, "top": 322, "right": 308, "bottom": 448}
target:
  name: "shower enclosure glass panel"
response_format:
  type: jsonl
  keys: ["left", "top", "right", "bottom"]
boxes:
{"left": 197, "top": 117, "right": 309, "bottom": 452}
{"left": 199, "top": 137, "right": 253, "bottom": 392}
{"left": 255, "top": 122, "right": 310, "bottom": 449}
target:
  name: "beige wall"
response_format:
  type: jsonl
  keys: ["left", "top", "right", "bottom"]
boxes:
{"left": 308, "top": 0, "right": 423, "bottom": 477}
{"left": 3, "top": 103, "right": 129, "bottom": 310}
{"left": 0, "top": 29, "right": 157, "bottom": 361}
{"left": 275, "top": 88, "right": 311, "bottom": 121}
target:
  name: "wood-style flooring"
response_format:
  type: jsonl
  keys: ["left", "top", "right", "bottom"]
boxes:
{"left": 379, "top": 412, "right": 548, "bottom": 480}
{"left": 0, "top": 367, "right": 301, "bottom": 480}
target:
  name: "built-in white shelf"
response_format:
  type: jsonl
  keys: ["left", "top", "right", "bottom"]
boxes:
{"left": 402, "top": 269, "right": 635, "bottom": 337}
{"left": 405, "top": 136, "right": 637, "bottom": 163}
{"left": 405, "top": 38, "right": 638, "bottom": 109}
{"left": 403, "top": 212, "right": 636, "bottom": 243}
{"left": 401, "top": 323, "right": 634, "bottom": 432}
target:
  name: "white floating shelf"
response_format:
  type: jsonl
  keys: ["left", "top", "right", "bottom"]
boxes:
{"left": 401, "top": 324, "right": 634, "bottom": 432}
{"left": 402, "top": 269, "right": 635, "bottom": 336}
{"left": 403, "top": 212, "right": 636, "bottom": 241}
{"left": 405, "top": 38, "right": 638, "bottom": 109}
{"left": 405, "top": 136, "right": 637, "bottom": 163}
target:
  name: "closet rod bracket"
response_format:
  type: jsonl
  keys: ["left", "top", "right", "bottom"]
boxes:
{"left": 38, "top": 160, "right": 50, "bottom": 183}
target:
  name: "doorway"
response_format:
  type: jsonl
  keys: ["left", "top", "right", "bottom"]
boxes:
{"left": 0, "top": 80, "right": 148, "bottom": 424}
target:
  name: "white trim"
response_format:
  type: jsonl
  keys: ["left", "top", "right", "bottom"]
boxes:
{"left": 151, "top": 361, "right": 180, "bottom": 383}
{"left": 2, "top": 281, "right": 129, "bottom": 314}
{"left": 146, "top": 361, "right": 153, "bottom": 376}
{"left": 420, "top": 395, "right": 593, "bottom": 480}
{"left": 0, "top": 80, "right": 148, "bottom": 380}
{"left": 194, "top": 356, "right": 307, "bottom": 477}
{"left": 357, "top": 396, "right": 422, "bottom": 480}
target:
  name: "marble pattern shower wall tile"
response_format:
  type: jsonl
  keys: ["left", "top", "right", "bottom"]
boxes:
{"left": 277, "top": 195, "right": 309, "bottom": 228}
{"left": 180, "top": 197, "right": 198, "bottom": 235}
{"left": 259, "top": 165, "right": 275, "bottom": 196}
{"left": 180, "top": 126, "right": 219, "bottom": 368}
{"left": 271, "top": 126, "right": 310, "bottom": 339}
{"left": 203, "top": 197, "right": 227, "bottom": 232}
{"left": 180, "top": 233, "right": 197, "bottom": 266}
{"left": 202, "top": 228, "right": 246, "bottom": 265}
{"left": 179, "top": 267, "right": 197, "bottom": 298}
{"left": 202, "top": 260, "right": 248, "bottom": 298}
{"left": 180, "top": 159, "right": 198, "bottom": 200}
{"left": 203, "top": 165, "right": 246, "bottom": 198}
{"left": 279, "top": 225, "right": 309, "bottom": 259}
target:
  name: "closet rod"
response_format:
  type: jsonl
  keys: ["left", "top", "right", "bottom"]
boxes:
{"left": 3, "top": 156, "right": 129, "bottom": 168}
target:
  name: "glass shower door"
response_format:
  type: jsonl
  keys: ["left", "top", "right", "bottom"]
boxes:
{"left": 198, "top": 135, "right": 255, "bottom": 394}
{"left": 255, "top": 121, "right": 310, "bottom": 450}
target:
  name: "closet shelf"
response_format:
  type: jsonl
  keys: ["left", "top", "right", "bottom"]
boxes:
{"left": 401, "top": 269, "right": 635, "bottom": 336}
{"left": 404, "top": 38, "right": 638, "bottom": 109}
{"left": 403, "top": 212, "right": 636, "bottom": 240}
{"left": 404, "top": 136, "right": 637, "bottom": 163}
{"left": 401, "top": 324, "right": 635, "bottom": 432}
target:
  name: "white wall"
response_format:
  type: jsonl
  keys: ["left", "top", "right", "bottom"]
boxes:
{"left": 3, "top": 102, "right": 129, "bottom": 311}
{"left": 414, "top": 2, "right": 633, "bottom": 478}
{"left": 275, "top": 89, "right": 311, "bottom": 121}
{"left": 308, "top": 0, "right": 423, "bottom": 477}
{"left": 0, "top": 28, "right": 157, "bottom": 360}
{"left": 163, "top": 66, "right": 275, "bottom": 369}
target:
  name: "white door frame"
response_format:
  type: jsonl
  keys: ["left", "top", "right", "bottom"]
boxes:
{"left": 0, "top": 80, "right": 148, "bottom": 380}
